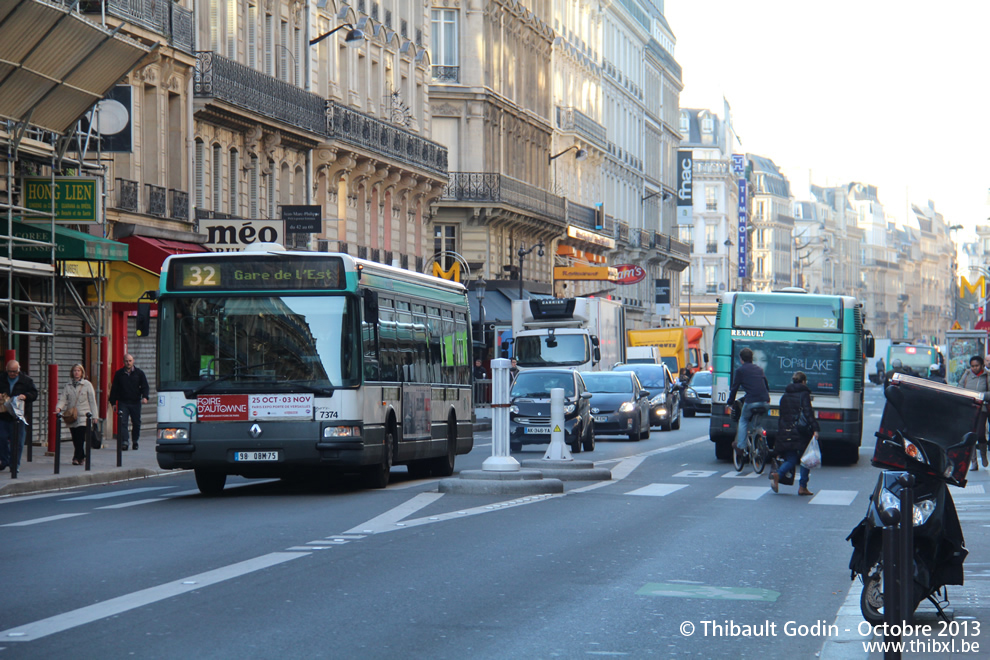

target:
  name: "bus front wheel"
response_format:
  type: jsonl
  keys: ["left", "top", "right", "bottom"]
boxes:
{"left": 364, "top": 426, "right": 394, "bottom": 489}
{"left": 195, "top": 469, "right": 226, "bottom": 496}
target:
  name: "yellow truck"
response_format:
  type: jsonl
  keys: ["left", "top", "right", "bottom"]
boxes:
{"left": 626, "top": 327, "right": 707, "bottom": 375}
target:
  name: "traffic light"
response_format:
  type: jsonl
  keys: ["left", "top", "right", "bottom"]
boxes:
{"left": 135, "top": 302, "right": 150, "bottom": 337}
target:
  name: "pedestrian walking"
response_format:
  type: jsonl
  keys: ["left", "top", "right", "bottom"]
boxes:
{"left": 0, "top": 360, "right": 38, "bottom": 471}
{"left": 770, "top": 371, "right": 820, "bottom": 496}
{"left": 108, "top": 354, "right": 149, "bottom": 451}
{"left": 958, "top": 355, "right": 989, "bottom": 471}
{"left": 56, "top": 364, "right": 99, "bottom": 465}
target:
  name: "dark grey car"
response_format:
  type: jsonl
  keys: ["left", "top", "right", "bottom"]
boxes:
{"left": 612, "top": 363, "right": 681, "bottom": 431}
{"left": 581, "top": 371, "right": 651, "bottom": 441}
{"left": 508, "top": 369, "right": 595, "bottom": 453}
{"left": 682, "top": 369, "right": 713, "bottom": 416}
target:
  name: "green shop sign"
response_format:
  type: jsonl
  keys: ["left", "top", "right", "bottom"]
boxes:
{"left": 22, "top": 177, "right": 101, "bottom": 223}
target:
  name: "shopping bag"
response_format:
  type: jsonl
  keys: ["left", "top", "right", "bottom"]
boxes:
{"left": 800, "top": 437, "right": 822, "bottom": 470}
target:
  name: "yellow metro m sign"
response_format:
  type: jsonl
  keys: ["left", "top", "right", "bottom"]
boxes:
{"left": 959, "top": 276, "right": 985, "bottom": 299}
{"left": 432, "top": 260, "right": 461, "bottom": 281}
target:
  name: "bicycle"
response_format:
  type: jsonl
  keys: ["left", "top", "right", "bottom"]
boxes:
{"left": 733, "top": 408, "right": 770, "bottom": 474}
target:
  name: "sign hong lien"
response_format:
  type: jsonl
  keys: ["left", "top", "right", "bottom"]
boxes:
{"left": 23, "top": 177, "right": 101, "bottom": 223}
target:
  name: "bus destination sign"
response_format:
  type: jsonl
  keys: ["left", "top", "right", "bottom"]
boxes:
{"left": 172, "top": 256, "right": 346, "bottom": 291}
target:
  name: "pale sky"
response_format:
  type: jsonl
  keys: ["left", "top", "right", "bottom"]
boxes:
{"left": 665, "top": 0, "right": 990, "bottom": 243}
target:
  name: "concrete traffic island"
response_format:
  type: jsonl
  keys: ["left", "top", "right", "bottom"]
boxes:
{"left": 438, "top": 468, "right": 564, "bottom": 495}
{"left": 518, "top": 458, "right": 612, "bottom": 481}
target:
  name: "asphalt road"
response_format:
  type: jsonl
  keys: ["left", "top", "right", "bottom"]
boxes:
{"left": 3, "top": 386, "right": 989, "bottom": 658}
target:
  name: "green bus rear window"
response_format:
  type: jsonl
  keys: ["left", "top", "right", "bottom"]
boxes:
{"left": 732, "top": 295, "right": 841, "bottom": 331}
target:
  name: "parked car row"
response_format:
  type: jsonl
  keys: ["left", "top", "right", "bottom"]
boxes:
{"left": 507, "top": 362, "right": 711, "bottom": 453}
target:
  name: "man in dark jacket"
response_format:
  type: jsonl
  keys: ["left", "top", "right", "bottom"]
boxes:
{"left": 0, "top": 360, "right": 38, "bottom": 470}
{"left": 770, "top": 371, "right": 820, "bottom": 496}
{"left": 108, "top": 354, "right": 149, "bottom": 450}
{"left": 727, "top": 347, "right": 770, "bottom": 459}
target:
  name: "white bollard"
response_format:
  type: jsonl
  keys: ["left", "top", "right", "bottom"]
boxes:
{"left": 482, "top": 358, "right": 521, "bottom": 471}
{"left": 542, "top": 387, "right": 573, "bottom": 461}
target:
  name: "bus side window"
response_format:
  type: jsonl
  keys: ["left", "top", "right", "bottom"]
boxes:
{"left": 441, "top": 309, "right": 455, "bottom": 384}
{"left": 362, "top": 320, "right": 380, "bottom": 381}
{"left": 379, "top": 311, "right": 398, "bottom": 382}
{"left": 455, "top": 313, "right": 470, "bottom": 383}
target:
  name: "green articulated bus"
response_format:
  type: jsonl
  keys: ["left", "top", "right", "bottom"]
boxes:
{"left": 709, "top": 290, "right": 874, "bottom": 465}
{"left": 154, "top": 245, "right": 474, "bottom": 494}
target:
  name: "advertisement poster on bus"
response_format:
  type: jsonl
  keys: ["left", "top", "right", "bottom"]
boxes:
{"left": 732, "top": 340, "right": 841, "bottom": 394}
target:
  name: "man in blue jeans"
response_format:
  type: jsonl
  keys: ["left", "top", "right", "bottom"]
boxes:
{"left": 727, "top": 347, "right": 770, "bottom": 457}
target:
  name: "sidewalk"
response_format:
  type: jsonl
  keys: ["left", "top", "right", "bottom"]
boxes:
{"left": 0, "top": 438, "right": 172, "bottom": 498}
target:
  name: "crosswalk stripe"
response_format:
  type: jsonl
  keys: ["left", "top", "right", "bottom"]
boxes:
{"left": 717, "top": 486, "right": 770, "bottom": 500}
{"left": 627, "top": 484, "right": 688, "bottom": 497}
{"left": 672, "top": 470, "right": 717, "bottom": 478}
{"left": 721, "top": 471, "right": 760, "bottom": 479}
{"left": 950, "top": 484, "right": 985, "bottom": 495}
{"left": 809, "top": 490, "right": 858, "bottom": 506}
{"left": 1, "top": 513, "right": 88, "bottom": 527}
{"left": 62, "top": 487, "right": 174, "bottom": 501}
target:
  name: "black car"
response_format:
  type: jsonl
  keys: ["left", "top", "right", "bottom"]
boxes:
{"left": 508, "top": 369, "right": 595, "bottom": 453}
{"left": 581, "top": 371, "right": 651, "bottom": 441}
{"left": 612, "top": 363, "right": 681, "bottom": 431}
{"left": 682, "top": 369, "right": 713, "bottom": 416}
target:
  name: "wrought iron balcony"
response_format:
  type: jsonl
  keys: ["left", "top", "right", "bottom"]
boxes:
{"left": 169, "top": 189, "right": 189, "bottom": 221}
{"left": 432, "top": 66, "right": 460, "bottom": 83}
{"left": 439, "top": 173, "right": 566, "bottom": 223}
{"left": 325, "top": 100, "right": 448, "bottom": 178}
{"left": 555, "top": 106, "right": 607, "bottom": 149}
{"left": 616, "top": 222, "right": 629, "bottom": 242}
{"left": 195, "top": 52, "right": 327, "bottom": 136}
{"left": 78, "top": 0, "right": 193, "bottom": 54}
{"left": 146, "top": 184, "right": 167, "bottom": 217}
{"left": 567, "top": 201, "right": 603, "bottom": 232}
{"left": 115, "top": 178, "right": 138, "bottom": 212}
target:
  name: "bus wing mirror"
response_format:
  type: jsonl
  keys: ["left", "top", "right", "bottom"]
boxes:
{"left": 363, "top": 289, "right": 379, "bottom": 325}
{"left": 864, "top": 331, "right": 875, "bottom": 359}
{"left": 703, "top": 352, "right": 710, "bottom": 364}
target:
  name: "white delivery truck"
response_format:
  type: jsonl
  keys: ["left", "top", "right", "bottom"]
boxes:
{"left": 504, "top": 297, "right": 626, "bottom": 372}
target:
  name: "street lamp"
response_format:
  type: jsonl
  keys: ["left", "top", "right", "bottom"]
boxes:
{"left": 476, "top": 278, "right": 487, "bottom": 357}
{"left": 310, "top": 23, "right": 365, "bottom": 47}
{"left": 548, "top": 145, "right": 588, "bottom": 163}
{"left": 517, "top": 240, "right": 545, "bottom": 299}
{"left": 723, "top": 237, "right": 733, "bottom": 292}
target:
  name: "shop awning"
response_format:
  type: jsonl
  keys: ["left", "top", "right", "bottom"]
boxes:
{"left": 469, "top": 288, "right": 514, "bottom": 325}
{"left": 0, "top": 220, "right": 127, "bottom": 261}
{"left": 120, "top": 235, "right": 208, "bottom": 274}
{"left": 0, "top": 0, "right": 153, "bottom": 134}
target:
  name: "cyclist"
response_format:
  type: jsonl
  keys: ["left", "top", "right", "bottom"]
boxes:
{"left": 728, "top": 347, "right": 770, "bottom": 460}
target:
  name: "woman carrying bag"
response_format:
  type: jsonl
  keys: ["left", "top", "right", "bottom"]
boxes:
{"left": 770, "top": 371, "right": 819, "bottom": 496}
{"left": 55, "top": 364, "right": 99, "bottom": 466}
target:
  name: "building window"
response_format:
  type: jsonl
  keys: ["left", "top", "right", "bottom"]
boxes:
{"left": 434, "top": 224, "right": 457, "bottom": 268}
{"left": 678, "top": 224, "right": 692, "bottom": 245}
{"left": 249, "top": 155, "right": 259, "bottom": 218}
{"left": 194, "top": 139, "right": 204, "bottom": 209}
{"left": 267, "top": 159, "right": 275, "bottom": 219}
{"left": 211, "top": 144, "right": 222, "bottom": 212}
{"left": 247, "top": 4, "right": 257, "bottom": 69}
{"left": 228, "top": 149, "right": 239, "bottom": 215}
{"left": 705, "top": 185, "right": 717, "bottom": 211}
{"left": 702, "top": 115, "right": 713, "bottom": 134}
{"left": 431, "top": 9, "right": 458, "bottom": 81}
{"left": 705, "top": 224, "right": 717, "bottom": 253}
{"left": 705, "top": 265, "right": 718, "bottom": 293}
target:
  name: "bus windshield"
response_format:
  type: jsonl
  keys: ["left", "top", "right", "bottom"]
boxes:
{"left": 889, "top": 345, "right": 937, "bottom": 374}
{"left": 158, "top": 295, "right": 361, "bottom": 391}
{"left": 514, "top": 334, "right": 591, "bottom": 367}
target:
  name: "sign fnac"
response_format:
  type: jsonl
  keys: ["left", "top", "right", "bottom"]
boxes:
{"left": 614, "top": 264, "right": 645, "bottom": 285}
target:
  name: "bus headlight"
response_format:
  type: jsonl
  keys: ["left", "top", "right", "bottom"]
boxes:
{"left": 157, "top": 428, "right": 189, "bottom": 442}
{"left": 323, "top": 426, "right": 361, "bottom": 438}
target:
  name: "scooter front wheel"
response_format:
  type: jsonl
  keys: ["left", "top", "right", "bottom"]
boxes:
{"left": 860, "top": 572, "right": 884, "bottom": 626}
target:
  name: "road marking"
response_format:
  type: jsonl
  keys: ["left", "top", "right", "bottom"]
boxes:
{"left": 61, "top": 487, "right": 174, "bottom": 501}
{"left": 951, "top": 484, "right": 986, "bottom": 495}
{"left": 96, "top": 499, "right": 163, "bottom": 510}
{"left": 573, "top": 436, "right": 709, "bottom": 493}
{"left": 636, "top": 582, "right": 780, "bottom": 602}
{"left": 672, "top": 470, "right": 717, "bottom": 478}
{"left": 627, "top": 484, "right": 688, "bottom": 497}
{"left": 0, "top": 552, "right": 308, "bottom": 642}
{"left": 721, "top": 471, "right": 760, "bottom": 479}
{"left": 380, "top": 493, "right": 560, "bottom": 532}
{"left": 0, "top": 491, "right": 82, "bottom": 504}
{"left": 1, "top": 513, "right": 88, "bottom": 527}
{"left": 809, "top": 490, "right": 858, "bottom": 506}
{"left": 343, "top": 492, "right": 444, "bottom": 534}
{"left": 716, "top": 486, "right": 769, "bottom": 500}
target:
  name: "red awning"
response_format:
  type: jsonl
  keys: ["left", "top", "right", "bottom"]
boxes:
{"left": 975, "top": 320, "right": 990, "bottom": 330}
{"left": 120, "top": 235, "right": 208, "bottom": 274}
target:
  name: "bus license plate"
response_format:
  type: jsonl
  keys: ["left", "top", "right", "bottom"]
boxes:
{"left": 524, "top": 427, "right": 550, "bottom": 434}
{"left": 769, "top": 409, "right": 779, "bottom": 417}
{"left": 235, "top": 451, "right": 279, "bottom": 462}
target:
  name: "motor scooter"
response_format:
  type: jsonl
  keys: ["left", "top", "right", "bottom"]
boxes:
{"left": 847, "top": 373, "right": 984, "bottom": 624}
